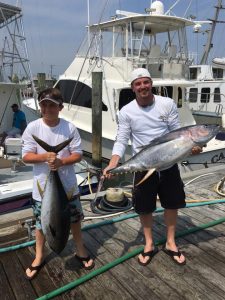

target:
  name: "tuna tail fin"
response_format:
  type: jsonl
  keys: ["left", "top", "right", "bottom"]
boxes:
{"left": 136, "top": 168, "right": 156, "bottom": 186}
{"left": 32, "top": 135, "right": 73, "bottom": 153}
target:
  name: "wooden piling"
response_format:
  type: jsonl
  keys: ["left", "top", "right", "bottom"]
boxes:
{"left": 37, "top": 73, "right": 46, "bottom": 91}
{"left": 92, "top": 72, "right": 102, "bottom": 167}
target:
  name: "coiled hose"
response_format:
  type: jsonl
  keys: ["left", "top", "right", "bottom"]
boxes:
{"left": 90, "top": 193, "right": 133, "bottom": 214}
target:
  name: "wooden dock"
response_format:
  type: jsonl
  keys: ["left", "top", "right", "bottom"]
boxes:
{"left": 1, "top": 166, "right": 225, "bottom": 299}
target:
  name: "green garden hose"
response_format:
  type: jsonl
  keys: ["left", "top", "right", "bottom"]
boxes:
{"left": 1, "top": 198, "right": 225, "bottom": 253}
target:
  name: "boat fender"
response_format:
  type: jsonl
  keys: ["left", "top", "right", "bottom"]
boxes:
{"left": 0, "top": 146, "right": 4, "bottom": 158}
{"left": 105, "top": 188, "right": 124, "bottom": 202}
{"left": 222, "top": 114, "right": 225, "bottom": 129}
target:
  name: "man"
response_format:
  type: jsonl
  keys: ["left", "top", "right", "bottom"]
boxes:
{"left": 22, "top": 88, "right": 94, "bottom": 280}
{"left": 104, "top": 68, "right": 201, "bottom": 266}
{"left": 0, "top": 103, "right": 27, "bottom": 145}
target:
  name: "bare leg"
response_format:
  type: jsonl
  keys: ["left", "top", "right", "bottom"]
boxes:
{"left": 138, "top": 213, "right": 154, "bottom": 264}
{"left": 25, "top": 229, "right": 45, "bottom": 277}
{"left": 71, "top": 221, "right": 94, "bottom": 268}
{"left": 164, "top": 209, "right": 185, "bottom": 263}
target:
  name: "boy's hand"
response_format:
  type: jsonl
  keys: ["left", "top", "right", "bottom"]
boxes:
{"left": 46, "top": 152, "right": 62, "bottom": 170}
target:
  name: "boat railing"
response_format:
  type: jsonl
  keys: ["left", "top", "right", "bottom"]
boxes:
{"left": 121, "top": 47, "right": 191, "bottom": 65}
{"left": 215, "top": 103, "right": 224, "bottom": 115}
{"left": 130, "top": 55, "right": 191, "bottom": 80}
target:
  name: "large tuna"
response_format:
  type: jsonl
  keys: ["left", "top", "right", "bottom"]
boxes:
{"left": 107, "top": 124, "right": 220, "bottom": 185}
{"left": 32, "top": 135, "right": 72, "bottom": 254}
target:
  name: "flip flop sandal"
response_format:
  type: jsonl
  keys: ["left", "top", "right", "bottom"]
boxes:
{"left": 163, "top": 246, "right": 186, "bottom": 266}
{"left": 75, "top": 254, "right": 95, "bottom": 270}
{"left": 25, "top": 261, "right": 46, "bottom": 280}
{"left": 138, "top": 247, "right": 159, "bottom": 266}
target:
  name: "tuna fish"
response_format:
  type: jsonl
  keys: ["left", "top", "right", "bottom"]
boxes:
{"left": 107, "top": 124, "right": 220, "bottom": 185}
{"left": 32, "top": 135, "right": 73, "bottom": 254}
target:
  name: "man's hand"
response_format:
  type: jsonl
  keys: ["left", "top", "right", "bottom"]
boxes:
{"left": 103, "top": 165, "right": 116, "bottom": 179}
{"left": 191, "top": 146, "right": 203, "bottom": 155}
{"left": 103, "top": 154, "right": 121, "bottom": 179}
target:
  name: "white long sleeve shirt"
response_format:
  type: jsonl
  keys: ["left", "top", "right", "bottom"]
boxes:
{"left": 112, "top": 95, "right": 180, "bottom": 158}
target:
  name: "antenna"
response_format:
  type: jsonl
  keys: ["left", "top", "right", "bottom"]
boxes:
{"left": 87, "top": 0, "right": 90, "bottom": 58}
{"left": 200, "top": 0, "right": 225, "bottom": 64}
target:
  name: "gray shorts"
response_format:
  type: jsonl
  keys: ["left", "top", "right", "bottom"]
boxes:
{"left": 32, "top": 195, "right": 84, "bottom": 230}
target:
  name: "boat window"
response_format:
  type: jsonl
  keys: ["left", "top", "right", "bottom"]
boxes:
{"left": 118, "top": 86, "right": 175, "bottom": 110}
{"left": 200, "top": 88, "right": 210, "bottom": 103}
{"left": 177, "top": 87, "right": 182, "bottom": 108}
{"left": 189, "top": 68, "right": 197, "bottom": 80}
{"left": 152, "top": 86, "right": 173, "bottom": 98}
{"left": 212, "top": 68, "right": 223, "bottom": 80}
{"left": 119, "top": 89, "right": 136, "bottom": 110}
{"left": 55, "top": 80, "right": 108, "bottom": 111}
{"left": 214, "top": 88, "right": 221, "bottom": 103}
{"left": 189, "top": 88, "right": 198, "bottom": 103}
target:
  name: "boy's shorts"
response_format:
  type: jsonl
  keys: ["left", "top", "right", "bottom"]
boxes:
{"left": 32, "top": 194, "right": 84, "bottom": 230}
{"left": 132, "top": 164, "right": 186, "bottom": 214}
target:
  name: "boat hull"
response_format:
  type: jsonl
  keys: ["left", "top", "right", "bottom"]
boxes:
{"left": 192, "top": 111, "right": 222, "bottom": 125}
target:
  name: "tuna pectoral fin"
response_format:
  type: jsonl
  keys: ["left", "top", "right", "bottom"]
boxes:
{"left": 136, "top": 168, "right": 156, "bottom": 186}
{"left": 37, "top": 180, "right": 44, "bottom": 198}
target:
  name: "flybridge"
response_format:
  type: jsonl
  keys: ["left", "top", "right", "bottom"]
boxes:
{"left": 86, "top": 11, "right": 194, "bottom": 80}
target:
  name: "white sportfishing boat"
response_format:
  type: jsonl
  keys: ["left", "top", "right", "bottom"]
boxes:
{"left": 0, "top": 157, "right": 99, "bottom": 214}
{"left": 22, "top": 1, "right": 225, "bottom": 174}
{"left": 55, "top": 1, "right": 196, "bottom": 161}
{"left": 186, "top": 0, "right": 225, "bottom": 125}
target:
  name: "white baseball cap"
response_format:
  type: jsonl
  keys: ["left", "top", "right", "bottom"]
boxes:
{"left": 130, "top": 68, "right": 151, "bottom": 84}
{"left": 38, "top": 95, "right": 63, "bottom": 105}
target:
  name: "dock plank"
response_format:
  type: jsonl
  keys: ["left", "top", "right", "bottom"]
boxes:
{"left": 1, "top": 252, "right": 37, "bottom": 299}
{"left": 99, "top": 219, "right": 182, "bottom": 300}
{"left": 0, "top": 260, "right": 16, "bottom": 300}
{"left": 87, "top": 225, "right": 161, "bottom": 299}
{"left": 2, "top": 167, "right": 225, "bottom": 299}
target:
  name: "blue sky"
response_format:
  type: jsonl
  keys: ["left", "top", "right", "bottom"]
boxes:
{"left": 4, "top": 1, "right": 225, "bottom": 78}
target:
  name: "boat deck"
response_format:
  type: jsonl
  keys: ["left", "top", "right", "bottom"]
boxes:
{"left": 1, "top": 166, "right": 225, "bottom": 299}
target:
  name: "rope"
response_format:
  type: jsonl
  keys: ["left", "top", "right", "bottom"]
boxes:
{"left": 214, "top": 176, "right": 225, "bottom": 196}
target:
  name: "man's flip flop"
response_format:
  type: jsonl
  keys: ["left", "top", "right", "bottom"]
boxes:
{"left": 25, "top": 261, "right": 46, "bottom": 280}
{"left": 162, "top": 246, "right": 186, "bottom": 266}
{"left": 138, "top": 247, "right": 159, "bottom": 266}
{"left": 75, "top": 254, "right": 95, "bottom": 270}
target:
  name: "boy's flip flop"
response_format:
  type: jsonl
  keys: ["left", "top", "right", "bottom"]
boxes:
{"left": 25, "top": 261, "right": 46, "bottom": 280}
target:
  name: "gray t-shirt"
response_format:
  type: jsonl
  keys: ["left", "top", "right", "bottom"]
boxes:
{"left": 22, "top": 118, "right": 82, "bottom": 202}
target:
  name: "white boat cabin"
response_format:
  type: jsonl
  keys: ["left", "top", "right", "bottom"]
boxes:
{"left": 186, "top": 64, "right": 225, "bottom": 122}
{"left": 54, "top": 1, "right": 197, "bottom": 159}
